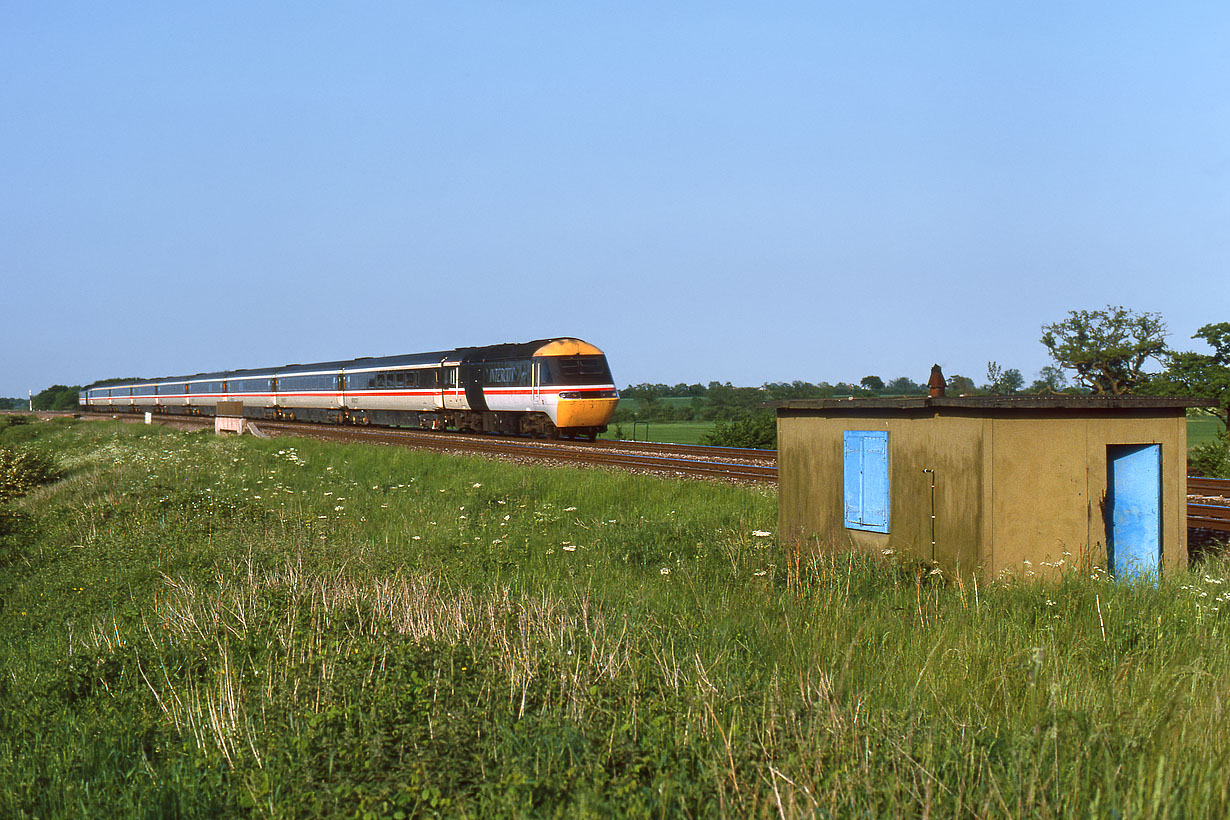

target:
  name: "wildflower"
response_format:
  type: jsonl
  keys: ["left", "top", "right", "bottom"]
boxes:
{"left": 1045, "top": 599, "right": 1055, "bottom": 606}
{"left": 564, "top": 506, "right": 577, "bottom": 512}
{"left": 412, "top": 536, "right": 421, "bottom": 541}
{"left": 563, "top": 545, "right": 577, "bottom": 552}
{"left": 503, "top": 514, "right": 510, "bottom": 521}
{"left": 546, "top": 548, "right": 555, "bottom": 555}
{"left": 754, "top": 570, "right": 767, "bottom": 577}
{"left": 472, "top": 483, "right": 482, "bottom": 488}
{"left": 752, "top": 531, "right": 772, "bottom": 538}
{"left": 881, "top": 548, "right": 895, "bottom": 556}
{"left": 660, "top": 567, "right": 671, "bottom": 575}
{"left": 334, "top": 506, "right": 344, "bottom": 512}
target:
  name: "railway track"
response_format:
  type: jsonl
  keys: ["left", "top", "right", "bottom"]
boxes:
{"left": 77, "top": 412, "right": 780, "bottom": 482}
{"left": 65, "top": 412, "right": 1230, "bottom": 523}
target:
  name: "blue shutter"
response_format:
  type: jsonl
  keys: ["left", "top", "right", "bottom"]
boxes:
{"left": 843, "top": 430, "right": 890, "bottom": 533}
{"left": 843, "top": 432, "right": 863, "bottom": 527}
{"left": 861, "top": 433, "right": 889, "bottom": 531}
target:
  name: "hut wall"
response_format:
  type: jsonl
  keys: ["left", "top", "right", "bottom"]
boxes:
{"left": 777, "top": 412, "right": 988, "bottom": 573}
{"left": 985, "top": 413, "right": 1187, "bottom": 577}
{"left": 778, "top": 410, "right": 1188, "bottom": 579}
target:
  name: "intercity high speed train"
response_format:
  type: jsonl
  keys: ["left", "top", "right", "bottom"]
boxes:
{"left": 80, "top": 338, "right": 619, "bottom": 439}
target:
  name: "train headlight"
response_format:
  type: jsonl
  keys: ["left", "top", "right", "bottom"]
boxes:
{"left": 558, "top": 390, "right": 618, "bottom": 399}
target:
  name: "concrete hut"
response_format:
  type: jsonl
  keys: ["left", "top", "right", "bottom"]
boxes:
{"left": 774, "top": 390, "right": 1211, "bottom": 580}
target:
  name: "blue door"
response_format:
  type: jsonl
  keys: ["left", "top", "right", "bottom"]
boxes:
{"left": 1107, "top": 444, "right": 1161, "bottom": 580}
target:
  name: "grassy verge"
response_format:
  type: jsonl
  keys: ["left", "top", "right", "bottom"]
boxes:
{"left": 2, "top": 419, "right": 1230, "bottom": 818}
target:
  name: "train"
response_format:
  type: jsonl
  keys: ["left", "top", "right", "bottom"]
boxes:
{"left": 79, "top": 338, "right": 619, "bottom": 439}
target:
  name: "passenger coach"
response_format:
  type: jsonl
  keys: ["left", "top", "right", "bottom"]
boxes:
{"left": 82, "top": 338, "right": 619, "bottom": 439}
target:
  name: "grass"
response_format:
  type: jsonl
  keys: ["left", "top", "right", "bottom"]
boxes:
{"left": 1188, "top": 414, "right": 1225, "bottom": 449}
{"left": 605, "top": 416, "right": 1224, "bottom": 450}
{"left": 2, "top": 418, "right": 1230, "bottom": 818}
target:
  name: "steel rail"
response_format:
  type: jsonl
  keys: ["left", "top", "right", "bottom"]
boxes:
{"left": 71, "top": 412, "right": 1230, "bottom": 525}
{"left": 250, "top": 419, "right": 780, "bottom": 482}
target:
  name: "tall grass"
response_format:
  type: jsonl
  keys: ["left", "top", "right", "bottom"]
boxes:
{"left": 1, "top": 418, "right": 1229, "bottom": 818}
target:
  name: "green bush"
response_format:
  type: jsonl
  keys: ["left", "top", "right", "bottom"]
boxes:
{"left": 1189, "top": 431, "right": 1230, "bottom": 477}
{"left": 0, "top": 446, "right": 62, "bottom": 502}
{"left": 702, "top": 411, "right": 777, "bottom": 449}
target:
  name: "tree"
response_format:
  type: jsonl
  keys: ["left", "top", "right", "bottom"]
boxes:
{"left": 859, "top": 375, "right": 884, "bottom": 391}
{"left": 984, "top": 361, "right": 1024, "bottom": 395}
{"left": 1140, "top": 322, "right": 1230, "bottom": 426}
{"left": 945, "top": 374, "right": 977, "bottom": 395}
{"left": 32, "top": 385, "right": 83, "bottom": 411}
{"left": 1027, "top": 365, "right": 1068, "bottom": 394}
{"left": 885, "top": 376, "right": 924, "bottom": 395}
{"left": 1040, "top": 306, "right": 1168, "bottom": 394}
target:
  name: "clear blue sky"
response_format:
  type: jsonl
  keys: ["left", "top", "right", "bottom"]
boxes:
{"left": 3, "top": 2, "right": 1228, "bottom": 396}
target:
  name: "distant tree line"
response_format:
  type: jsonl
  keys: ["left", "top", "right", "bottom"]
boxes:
{"left": 0, "top": 386, "right": 83, "bottom": 412}
{"left": 626, "top": 306, "right": 1229, "bottom": 461}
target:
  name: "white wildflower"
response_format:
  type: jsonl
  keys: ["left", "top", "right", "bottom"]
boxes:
{"left": 660, "top": 567, "right": 671, "bottom": 575}
{"left": 752, "top": 531, "right": 772, "bottom": 538}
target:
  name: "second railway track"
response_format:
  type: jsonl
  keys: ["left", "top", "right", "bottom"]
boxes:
{"left": 79, "top": 412, "right": 780, "bottom": 482}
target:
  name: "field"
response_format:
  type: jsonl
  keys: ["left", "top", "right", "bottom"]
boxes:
{"left": 3, "top": 418, "right": 1230, "bottom": 818}
{"left": 604, "top": 407, "right": 1222, "bottom": 449}
{"left": 1188, "top": 413, "right": 1225, "bottom": 448}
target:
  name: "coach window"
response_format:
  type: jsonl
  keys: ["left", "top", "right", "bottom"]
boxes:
{"left": 394, "top": 372, "right": 405, "bottom": 387}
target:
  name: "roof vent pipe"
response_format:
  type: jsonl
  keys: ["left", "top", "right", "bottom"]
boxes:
{"left": 928, "top": 364, "right": 946, "bottom": 398}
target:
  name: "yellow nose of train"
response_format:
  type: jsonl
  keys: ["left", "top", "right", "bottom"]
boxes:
{"left": 554, "top": 393, "right": 620, "bottom": 428}
{"left": 532, "top": 339, "right": 620, "bottom": 430}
